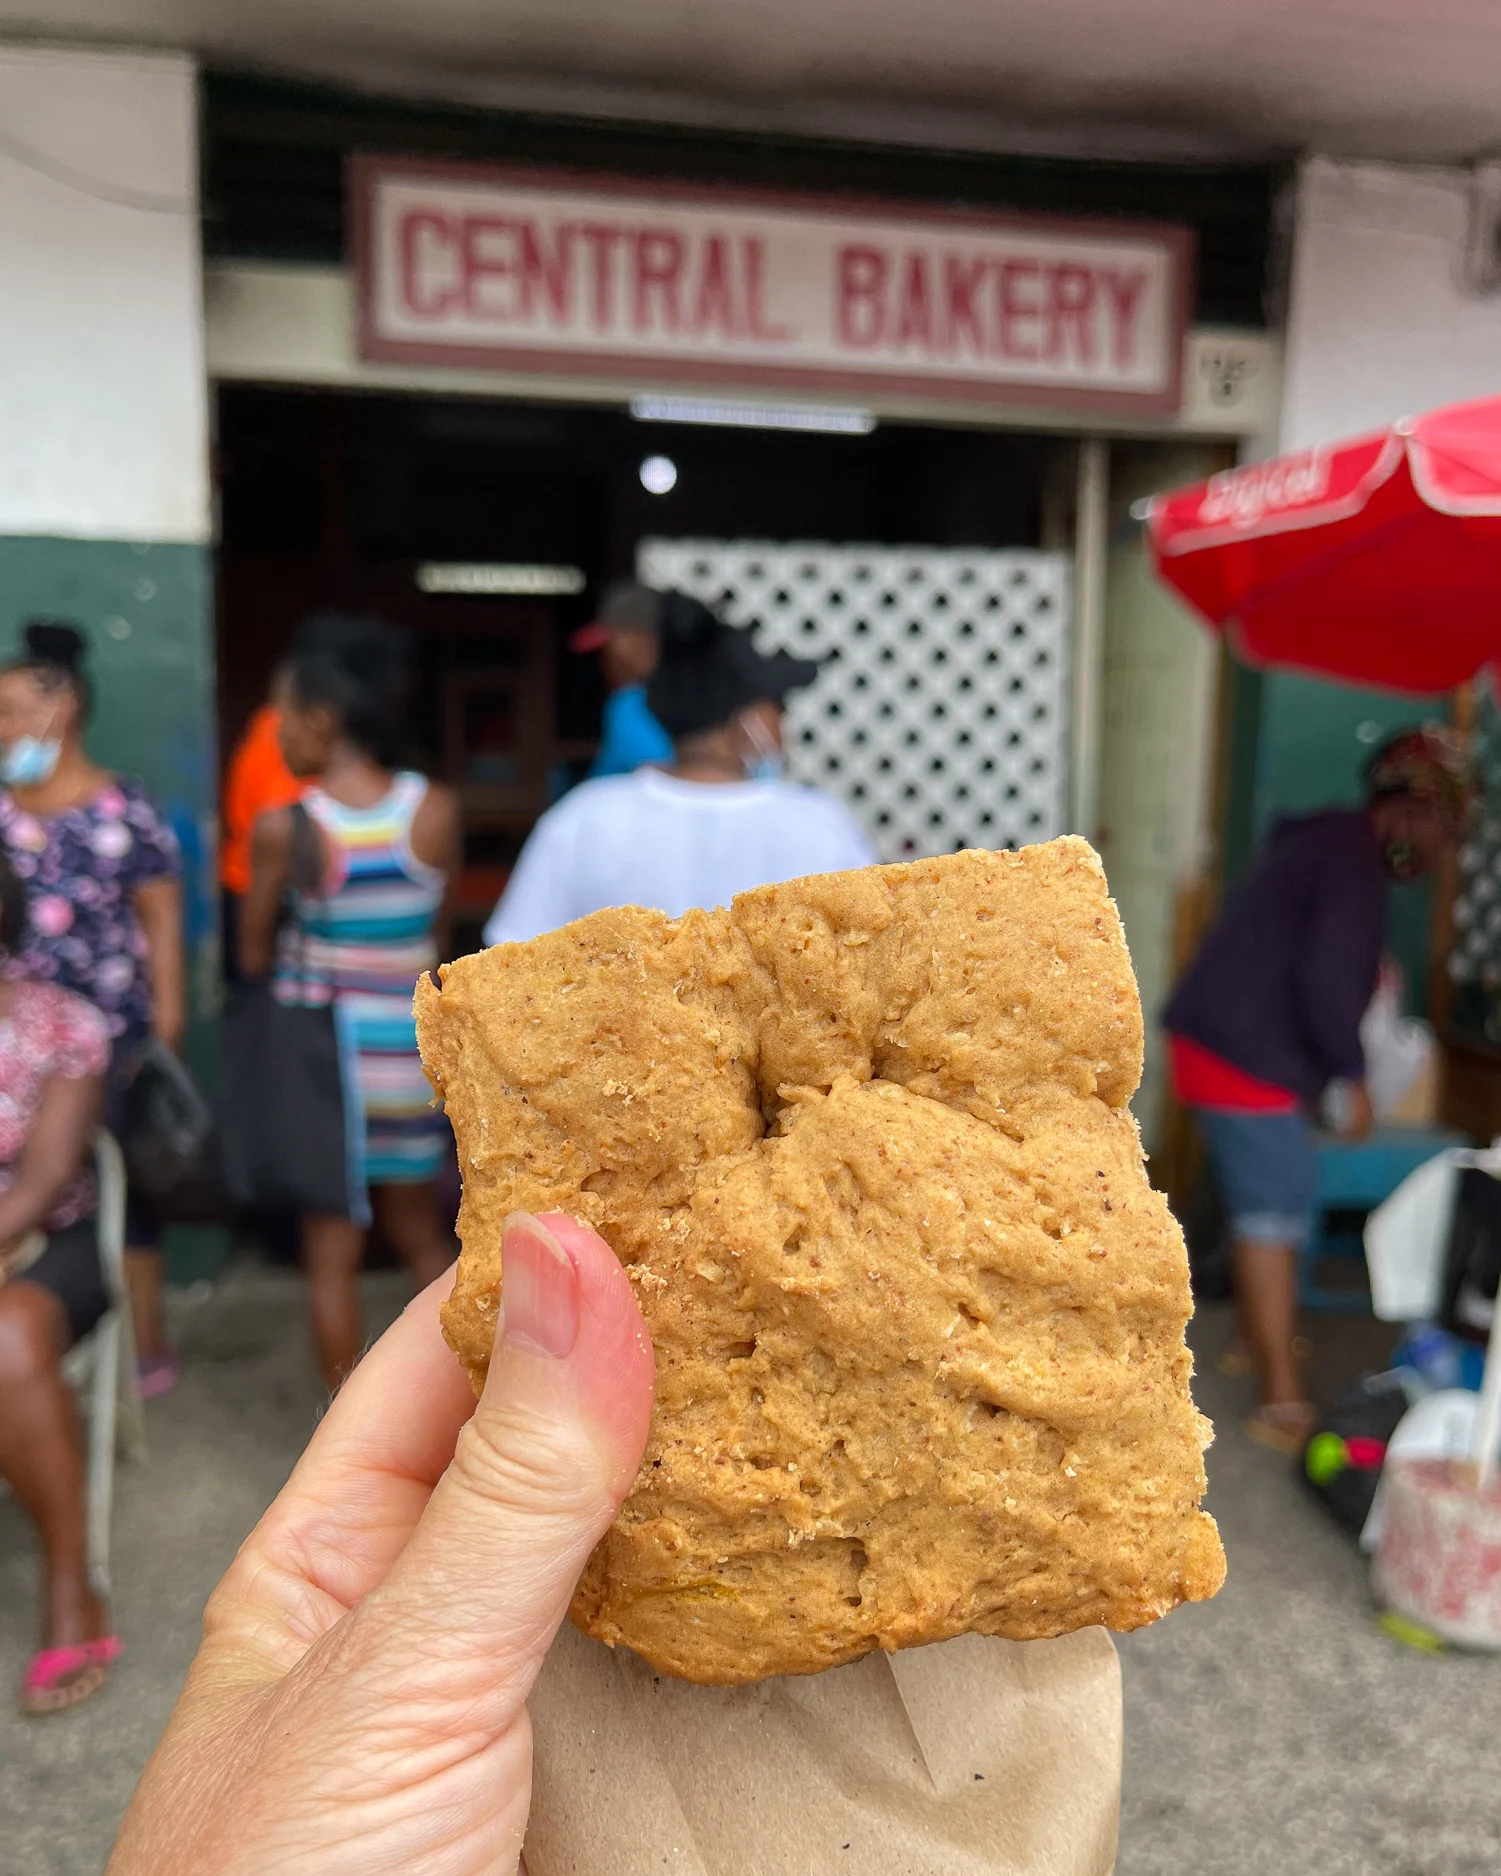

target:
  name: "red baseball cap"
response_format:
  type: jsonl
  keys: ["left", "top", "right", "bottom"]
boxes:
{"left": 569, "top": 580, "right": 662, "bottom": 653}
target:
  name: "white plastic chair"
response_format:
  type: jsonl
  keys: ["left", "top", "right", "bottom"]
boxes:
{"left": 60, "top": 1130, "right": 147, "bottom": 1597}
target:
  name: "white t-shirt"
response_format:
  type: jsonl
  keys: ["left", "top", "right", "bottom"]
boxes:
{"left": 484, "top": 769, "right": 878, "bottom": 946}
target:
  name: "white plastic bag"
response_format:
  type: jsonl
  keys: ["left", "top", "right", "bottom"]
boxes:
{"left": 1322, "top": 960, "right": 1437, "bottom": 1131}
{"left": 1360, "top": 959, "right": 1437, "bottom": 1122}
{"left": 1364, "top": 1140, "right": 1501, "bottom": 1321}
{"left": 1360, "top": 1389, "right": 1480, "bottom": 1550}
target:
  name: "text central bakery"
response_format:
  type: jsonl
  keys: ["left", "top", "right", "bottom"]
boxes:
{"left": 392, "top": 214, "right": 1154, "bottom": 370}
{"left": 356, "top": 160, "right": 1190, "bottom": 415}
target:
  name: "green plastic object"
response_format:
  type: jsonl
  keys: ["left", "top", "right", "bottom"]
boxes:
{"left": 1305, "top": 1431, "right": 1349, "bottom": 1487}
{"left": 1377, "top": 1610, "right": 1446, "bottom": 1653}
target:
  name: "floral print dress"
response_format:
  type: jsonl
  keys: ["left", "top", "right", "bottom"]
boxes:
{"left": 0, "top": 979, "right": 109, "bottom": 1226}
{"left": 0, "top": 780, "right": 180, "bottom": 1039}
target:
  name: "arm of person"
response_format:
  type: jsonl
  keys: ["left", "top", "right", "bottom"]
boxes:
{"left": 135, "top": 878, "right": 186, "bottom": 1055}
{"left": 106, "top": 1215, "right": 653, "bottom": 1876}
{"left": 238, "top": 807, "right": 294, "bottom": 982}
{"left": 1339, "top": 1079, "right": 1375, "bottom": 1142}
{"left": 0, "top": 1070, "right": 102, "bottom": 1257}
{"left": 409, "top": 781, "right": 463, "bottom": 962}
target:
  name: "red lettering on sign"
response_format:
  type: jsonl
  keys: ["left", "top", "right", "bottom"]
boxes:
{"left": 944, "top": 255, "right": 988, "bottom": 357}
{"left": 399, "top": 210, "right": 457, "bottom": 318}
{"left": 373, "top": 173, "right": 1176, "bottom": 407}
{"left": 742, "top": 238, "right": 793, "bottom": 343}
{"left": 634, "top": 229, "right": 684, "bottom": 334}
{"left": 693, "top": 235, "right": 739, "bottom": 339}
{"left": 1101, "top": 267, "right": 1147, "bottom": 368}
{"left": 461, "top": 216, "right": 520, "bottom": 320}
{"left": 894, "top": 252, "right": 934, "bottom": 349}
{"left": 579, "top": 224, "right": 622, "bottom": 331}
{"left": 1045, "top": 264, "right": 1096, "bottom": 365}
{"left": 837, "top": 246, "right": 887, "bottom": 348}
{"left": 995, "top": 260, "right": 1041, "bottom": 360}
{"left": 519, "top": 221, "right": 573, "bottom": 324}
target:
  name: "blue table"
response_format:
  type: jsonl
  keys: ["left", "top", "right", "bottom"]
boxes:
{"left": 1301, "top": 1125, "right": 1466, "bottom": 1311}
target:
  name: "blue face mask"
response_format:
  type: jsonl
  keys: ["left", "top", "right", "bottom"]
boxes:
{"left": 0, "top": 735, "right": 61, "bottom": 787}
{"left": 747, "top": 754, "right": 784, "bottom": 782}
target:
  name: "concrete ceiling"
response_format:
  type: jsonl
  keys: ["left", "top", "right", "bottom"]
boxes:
{"left": 7, "top": 0, "right": 1501, "bottom": 164}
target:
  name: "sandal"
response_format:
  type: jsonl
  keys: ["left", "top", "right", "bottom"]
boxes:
{"left": 1246, "top": 1401, "right": 1317, "bottom": 1457}
{"left": 1217, "top": 1335, "right": 1313, "bottom": 1381}
{"left": 20, "top": 1636, "right": 123, "bottom": 1715}
{"left": 137, "top": 1350, "right": 180, "bottom": 1401}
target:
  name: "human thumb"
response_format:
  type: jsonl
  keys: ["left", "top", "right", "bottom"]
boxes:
{"left": 348, "top": 1210, "right": 655, "bottom": 1723}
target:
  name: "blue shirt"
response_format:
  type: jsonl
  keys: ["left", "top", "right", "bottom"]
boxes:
{"left": 590, "top": 685, "right": 674, "bottom": 779}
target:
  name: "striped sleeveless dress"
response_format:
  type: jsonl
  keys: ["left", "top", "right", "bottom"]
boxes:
{"left": 274, "top": 772, "right": 448, "bottom": 1189}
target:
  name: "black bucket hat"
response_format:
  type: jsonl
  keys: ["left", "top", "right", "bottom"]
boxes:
{"left": 646, "top": 591, "right": 820, "bottom": 739}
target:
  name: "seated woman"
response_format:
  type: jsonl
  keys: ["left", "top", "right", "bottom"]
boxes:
{"left": 0, "top": 847, "right": 117, "bottom": 1713}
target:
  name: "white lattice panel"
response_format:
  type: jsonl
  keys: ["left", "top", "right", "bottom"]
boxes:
{"left": 637, "top": 539, "right": 1071, "bottom": 862}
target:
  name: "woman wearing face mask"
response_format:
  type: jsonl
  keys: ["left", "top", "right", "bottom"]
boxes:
{"left": 0, "top": 621, "right": 183, "bottom": 1397}
{"left": 1163, "top": 728, "right": 1467, "bottom": 1454}
{"left": 484, "top": 591, "right": 875, "bottom": 946}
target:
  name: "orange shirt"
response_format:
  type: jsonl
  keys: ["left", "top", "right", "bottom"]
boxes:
{"left": 220, "top": 705, "right": 304, "bottom": 895}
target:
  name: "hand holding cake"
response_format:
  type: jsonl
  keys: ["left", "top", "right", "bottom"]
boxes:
{"left": 107, "top": 1216, "right": 653, "bottom": 1876}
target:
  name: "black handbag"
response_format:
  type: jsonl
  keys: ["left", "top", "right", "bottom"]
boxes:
{"left": 1437, "top": 1166, "right": 1501, "bottom": 1341}
{"left": 1301, "top": 1371, "right": 1412, "bottom": 1536}
{"left": 118, "top": 1038, "right": 227, "bottom": 1222}
{"left": 216, "top": 804, "right": 367, "bottom": 1222}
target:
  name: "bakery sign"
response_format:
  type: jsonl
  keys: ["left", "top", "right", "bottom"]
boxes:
{"left": 353, "top": 157, "right": 1193, "bottom": 415}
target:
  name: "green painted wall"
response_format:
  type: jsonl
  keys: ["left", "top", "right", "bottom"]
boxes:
{"left": 0, "top": 538, "right": 215, "bottom": 938}
{"left": 0, "top": 535, "right": 224, "bottom": 1278}
{"left": 1244, "top": 668, "right": 1437, "bottom": 1015}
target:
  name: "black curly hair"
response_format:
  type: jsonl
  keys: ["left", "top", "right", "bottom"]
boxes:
{"left": 4, "top": 618, "right": 93, "bottom": 723}
{"left": 282, "top": 613, "right": 409, "bottom": 763}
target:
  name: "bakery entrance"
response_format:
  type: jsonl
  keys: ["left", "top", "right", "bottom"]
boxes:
{"left": 213, "top": 385, "right": 1066, "bottom": 953}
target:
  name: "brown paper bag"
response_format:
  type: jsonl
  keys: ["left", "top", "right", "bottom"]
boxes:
{"left": 527, "top": 1621, "right": 1121, "bottom": 1876}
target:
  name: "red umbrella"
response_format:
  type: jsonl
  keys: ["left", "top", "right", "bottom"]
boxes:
{"left": 1146, "top": 393, "right": 1501, "bottom": 694}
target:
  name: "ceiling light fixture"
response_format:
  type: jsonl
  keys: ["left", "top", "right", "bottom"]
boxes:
{"left": 639, "top": 454, "right": 679, "bottom": 495}
{"left": 630, "top": 394, "right": 876, "bottom": 435}
{"left": 415, "top": 563, "right": 586, "bottom": 596}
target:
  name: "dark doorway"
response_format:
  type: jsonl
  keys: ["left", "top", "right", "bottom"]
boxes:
{"left": 214, "top": 384, "right": 1059, "bottom": 951}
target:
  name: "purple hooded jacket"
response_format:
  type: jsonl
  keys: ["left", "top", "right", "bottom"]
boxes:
{"left": 1162, "top": 809, "right": 1387, "bottom": 1107}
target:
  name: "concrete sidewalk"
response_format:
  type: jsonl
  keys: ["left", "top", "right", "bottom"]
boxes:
{"left": 1118, "top": 1313, "right": 1501, "bottom": 1876}
{"left": 3, "top": 1271, "right": 1500, "bottom": 1875}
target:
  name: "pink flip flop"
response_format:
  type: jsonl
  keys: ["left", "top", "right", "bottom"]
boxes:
{"left": 20, "top": 1636, "right": 123, "bottom": 1715}
{"left": 137, "top": 1350, "right": 180, "bottom": 1400}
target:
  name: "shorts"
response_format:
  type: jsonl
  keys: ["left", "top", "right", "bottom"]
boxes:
{"left": 14, "top": 1217, "right": 107, "bottom": 1345}
{"left": 1191, "top": 1106, "right": 1318, "bottom": 1249}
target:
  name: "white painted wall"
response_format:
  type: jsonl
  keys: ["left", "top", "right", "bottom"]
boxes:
{"left": 1096, "top": 443, "right": 1226, "bottom": 1154}
{"left": 0, "top": 45, "right": 208, "bottom": 543}
{"left": 1282, "top": 156, "right": 1501, "bottom": 451}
